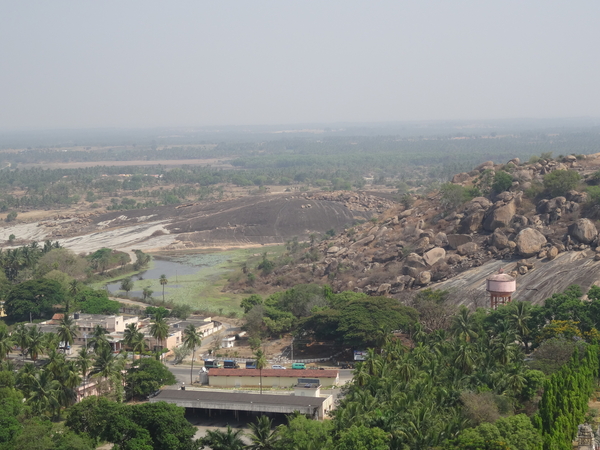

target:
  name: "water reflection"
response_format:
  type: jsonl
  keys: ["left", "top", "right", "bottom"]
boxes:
{"left": 104, "top": 253, "right": 230, "bottom": 296}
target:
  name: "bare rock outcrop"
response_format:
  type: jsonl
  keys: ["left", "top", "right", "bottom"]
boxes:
{"left": 433, "top": 232, "right": 448, "bottom": 247}
{"left": 515, "top": 228, "right": 547, "bottom": 257}
{"left": 547, "top": 246, "right": 559, "bottom": 260}
{"left": 405, "top": 253, "right": 427, "bottom": 270}
{"left": 459, "top": 209, "right": 485, "bottom": 233}
{"left": 423, "top": 247, "right": 446, "bottom": 266}
{"left": 457, "top": 242, "right": 478, "bottom": 256}
{"left": 416, "top": 271, "right": 431, "bottom": 285}
{"left": 568, "top": 218, "right": 598, "bottom": 244}
{"left": 447, "top": 234, "right": 472, "bottom": 249}
{"left": 491, "top": 229, "right": 510, "bottom": 250}
{"left": 452, "top": 173, "right": 470, "bottom": 183}
{"left": 351, "top": 235, "right": 375, "bottom": 247}
{"left": 483, "top": 200, "right": 516, "bottom": 231}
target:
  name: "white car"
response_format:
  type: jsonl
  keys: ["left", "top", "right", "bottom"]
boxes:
{"left": 271, "top": 365, "right": 286, "bottom": 369}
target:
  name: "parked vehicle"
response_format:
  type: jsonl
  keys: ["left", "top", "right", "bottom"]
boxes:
{"left": 245, "top": 360, "right": 257, "bottom": 369}
{"left": 224, "top": 360, "right": 240, "bottom": 369}
{"left": 204, "top": 359, "right": 221, "bottom": 369}
{"left": 291, "top": 363, "right": 306, "bottom": 369}
{"left": 272, "top": 365, "right": 286, "bottom": 369}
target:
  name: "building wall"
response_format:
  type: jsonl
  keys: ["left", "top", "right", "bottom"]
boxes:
{"left": 209, "top": 375, "right": 338, "bottom": 388}
{"left": 202, "top": 322, "right": 222, "bottom": 336}
{"left": 123, "top": 316, "right": 139, "bottom": 328}
{"left": 105, "top": 316, "right": 125, "bottom": 332}
{"left": 319, "top": 395, "right": 334, "bottom": 419}
{"left": 145, "top": 330, "right": 182, "bottom": 353}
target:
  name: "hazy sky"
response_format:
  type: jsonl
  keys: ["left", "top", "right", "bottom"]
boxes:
{"left": 1, "top": 1, "right": 599, "bottom": 129}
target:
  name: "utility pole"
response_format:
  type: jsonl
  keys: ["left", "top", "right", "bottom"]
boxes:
{"left": 291, "top": 336, "right": 294, "bottom": 361}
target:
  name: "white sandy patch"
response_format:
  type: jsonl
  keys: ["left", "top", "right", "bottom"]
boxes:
{"left": 57, "top": 221, "right": 175, "bottom": 256}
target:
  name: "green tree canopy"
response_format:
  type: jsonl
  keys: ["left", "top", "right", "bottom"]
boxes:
{"left": 76, "top": 289, "right": 120, "bottom": 315}
{"left": 5, "top": 279, "right": 64, "bottom": 321}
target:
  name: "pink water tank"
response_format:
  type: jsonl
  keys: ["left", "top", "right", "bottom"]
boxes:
{"left": 487, "top": 272, "right": 516, "bottom": 293}
{"left": 486, "top": 269, "right": 516, "bottom": 309}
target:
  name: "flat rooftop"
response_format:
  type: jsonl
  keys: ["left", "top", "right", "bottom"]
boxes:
{"left": 150, "top": 389, "right": 328, "bottom": 417}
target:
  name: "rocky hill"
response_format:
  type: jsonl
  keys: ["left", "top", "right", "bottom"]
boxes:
{"left": 247, "top": 153, "right": 600, "bottom": 306}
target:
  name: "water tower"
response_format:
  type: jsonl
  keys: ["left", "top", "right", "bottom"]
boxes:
{"left": 486, "top": 268, "right": 516, "bottom": 309}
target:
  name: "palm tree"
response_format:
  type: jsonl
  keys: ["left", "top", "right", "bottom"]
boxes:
{"left": 200, "top": 425, "right": 245, "bottom": 450}
{"left": 132, "top": 330, "right": 147, "bottom": 357}
{"left": 76, "top": 346, "right": 94, "bottom": 385}
{"left": 28, "top": 369, "right": 61, "bottom": 417}
{"left": 66, "top": 280, "right": 80, "bottom": 312}
{"left": 41, "top": 332, "right": 60, "bottom": 356}
{"left": 27, "top": 326, "right": 45, "bottom": 362}
{"left": 0, "top": 324, "right": 13, "bottom": 361}
{"left": 43, "top": 240, "right": 53, "bottom": 254}
{"left": 247, "top": 416, "right": 278, "bottom": 450}
{"left": 57, "top": 314, "right": 78, "bottom": 352}
{"left": 45, "top": 348, "right": 66, "bottom": 378}
{"left": 16, "top": 363, "right": 38, "bottom": 398}
{"left": 90, "top": 344, "right": 125, "bottom": 399}
{"left": 159, "top": 274, "right": 168, "bottom": 304}
{"left": 509, "top": 301, "right": 532, "bottom": 351}
{"left": 122, "top": 323, "right": 139, "bottom": 353}
{"left": 183, "top": 324, "right": 202, "bottom": 384}
{"left": 126, "top": 332, "right": 146, "bottom": 401}
{"left": 14, "top": 324, "right": 30, "bottom": 362}
{"left": 4, "top": 248, "right": 24, "bottom": 281}
{"left": 150, "top": 316, "right": 169, "bottom": 357}
{"left": 88, "top": 325, "right": 109, "bottom": 351}
{"left": 454, "top": 343, "right": 476, "bottom": 375}
{"left": 451, "top": 307, "right": 479, "bottom": 342}
{"left": 255, "top": 349, "right": 267, "bottom": 394}
{"left": 53, "top": 359, "right": 81, "bottom": 410}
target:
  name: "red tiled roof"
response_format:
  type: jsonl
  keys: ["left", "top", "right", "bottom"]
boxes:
{"left": 51, "top": 313, "right": 64, "bottom": 321}
{"left": 208, "top": 368, "right": 339, "bottom": 378}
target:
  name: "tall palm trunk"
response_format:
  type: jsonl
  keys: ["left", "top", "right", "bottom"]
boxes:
{"left": 190, "top": 347, "right": 195, "bottom": 384}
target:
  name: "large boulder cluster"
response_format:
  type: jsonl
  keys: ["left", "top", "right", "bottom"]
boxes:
{"left": 305, "top": 191, "right": 395, "bottom": 213}
{"left": 261, "top": 154, "right": 600, "bottom": 297}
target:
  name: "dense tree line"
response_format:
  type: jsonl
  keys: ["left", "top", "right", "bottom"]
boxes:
{"left": 241, "top": 284, "right": 418, "bottom": 348}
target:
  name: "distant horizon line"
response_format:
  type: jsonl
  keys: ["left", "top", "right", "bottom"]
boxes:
{"left": 1, "top": 116, "right": 599, "bottom": 134}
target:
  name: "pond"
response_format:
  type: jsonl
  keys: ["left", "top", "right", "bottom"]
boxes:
{"left": 104, "top": 253, "right": 233, "bottom": 298}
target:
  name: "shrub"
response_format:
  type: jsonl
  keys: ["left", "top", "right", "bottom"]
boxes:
{"left": 587, "top": 186, "right": 600, "bottom": 204}
{"left": 543, "top": 170, "right": 581, "bottom": 197}
{"left": 524, "top": 181, "right": 544, "bottom": 199}
{"left": 440, "top": 183, "right": 472, "bottom": 210}
{"left": 587, "top": 169, "right": 600, "bottom": 185}
{"left": 492, "top": 171, "right": 513, "bottom": 193}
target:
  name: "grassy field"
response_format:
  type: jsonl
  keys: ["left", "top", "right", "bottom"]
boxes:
{"left": 95, "top": 245, "right": 286, "bottom": 315}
